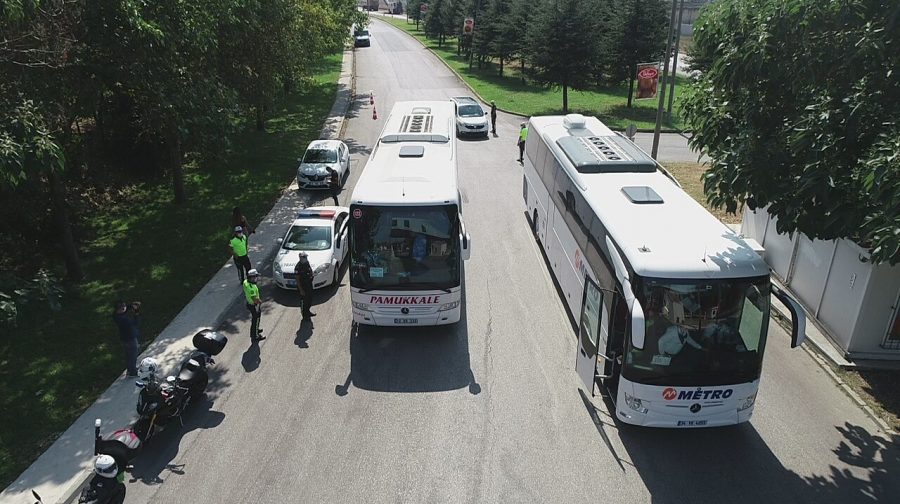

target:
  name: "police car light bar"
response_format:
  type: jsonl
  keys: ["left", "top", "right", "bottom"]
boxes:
{"left": 297, "top": 209, "right": 336, "bottom": 218}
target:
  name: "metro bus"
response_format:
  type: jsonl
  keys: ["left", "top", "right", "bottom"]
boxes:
{"left": 522, "top": 114, "right": 806, "bottom": 428}
{"left": 349, "top": 101, "right": 472, "bottom": 326}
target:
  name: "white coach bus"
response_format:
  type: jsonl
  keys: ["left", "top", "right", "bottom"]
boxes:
{"left": 523, "top": 114, "right": 806, "bottom": 428}
{"left": 349, "top": 101, "right": 472, "bottom": 326}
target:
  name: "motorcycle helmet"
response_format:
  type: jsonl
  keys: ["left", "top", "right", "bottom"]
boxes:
{"left": 137, "top": 357, "right": 159, "bottom": 380}
{"left": 93, "top": 454, "right": 118, "bottom": 478}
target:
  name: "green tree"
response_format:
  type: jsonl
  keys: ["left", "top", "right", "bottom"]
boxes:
{"left": 81, "top": 0, "right": 236, "bottom": 205}
{"left": 219, "top": 0, "right": 356, "bottom": 131}
{"left": 683, "top": 0, "right": 900, "bottom": 264}
{"left": 409, "top": 0, "right": 425, "bottom": 29}
{"left": 465, "top": 0, "right": 491, "bottom": 66}
{"left": 424, "top": 0, "right": 456, "bottom": 47}
{"left": 487, "top": 0, "right": 516, "bottom": 75}
{"left": 524, "top": 0, "right": 603, "bottom": 112}
{"left": 1, "top": 1, "right": 85, "bottom": 280}
{"left": 509, "top": 0, "right": 533, "bottom": 79}
{"left": 613, "top": 0, "right": 668, "bottom": 107}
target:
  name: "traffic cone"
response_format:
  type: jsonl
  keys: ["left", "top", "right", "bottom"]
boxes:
{"left": 370, "top": 91, "right": 374, "bottom": 105}
{"left": 373, "top": 106, "right": 377, "bottom": 120}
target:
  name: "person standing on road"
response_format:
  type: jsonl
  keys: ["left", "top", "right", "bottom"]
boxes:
{"left": 517, "top": 122, "right": 528, "bottom": 163}
{"left": 294, "top": 252, "right": 316, "bottom": 319}
{"left": 112, "top": 300, "right": 141, "bottom": 377}
{"left": 230, "top": 226, "right": 252, "bottom": 283}
{"left": 231, "top": 207, "right": 255, "bottom": 243}
{"left": 243, "top": 269, "right": 265, "bottom": 341}
{"left": 327, "top": 167, "right": 341, "bottom": 206}
{"left": 490, "top": 101, "right": 497, "bottom": 135}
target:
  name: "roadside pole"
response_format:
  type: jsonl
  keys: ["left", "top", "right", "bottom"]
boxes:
{"left": 651, "top": 0, "right": 679, "bottom": 159}
{"left": 667, "top": 0, "right": 686, "bottom": 115}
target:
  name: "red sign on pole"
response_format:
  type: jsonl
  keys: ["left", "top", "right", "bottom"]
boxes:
{"left": 463, "top": 17, "right": 474, "bottom": 35}
{"left": 420, "top": 3, "right": 428, "bottom": 14}
{"left": 636, "top": 62, "right": 660, "bottom": 99}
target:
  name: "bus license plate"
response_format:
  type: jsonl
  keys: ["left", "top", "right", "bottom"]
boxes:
{"left": 394, "top": 318, "right": 418, "bottom": 324}
{"left": 677, "top": 420, "right": 708, "bottom": 427}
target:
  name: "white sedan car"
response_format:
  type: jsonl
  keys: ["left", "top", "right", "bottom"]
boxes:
{"left": 451, "top": 96, "right": 489, "bottom": 138}
{"left": 273, "top": 207, "right": 350, "bottom": 290}
{"left": 296, "top": 140, "right": 350, "bottom": 190}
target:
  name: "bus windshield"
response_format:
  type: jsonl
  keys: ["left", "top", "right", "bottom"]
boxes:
{"left": 349, "top": 204, "right": 460, "bottom": 291}
{"left": 624, "top": 277, "right": 771, "bottom": 386}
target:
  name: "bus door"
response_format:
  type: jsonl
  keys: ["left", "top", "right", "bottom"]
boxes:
{"left": 576, "top": 276, "right": 607, "bottom": 395}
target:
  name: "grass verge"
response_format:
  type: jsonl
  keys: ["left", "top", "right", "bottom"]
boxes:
{"left": 838, "top": 369, "right": 900, "bottom": 432}
{"left": 660, "top": 162, "right": 742, "bottom": 224}
{"left": 0, "top": 52, "right": 344, "bottom": 488}
{"left": 378, "top": 17, "right": 688, "bottom": 131}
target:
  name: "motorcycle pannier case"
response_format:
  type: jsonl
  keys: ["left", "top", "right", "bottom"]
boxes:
{"left": 192, "top": 330, "right": 228, "bottom": 356}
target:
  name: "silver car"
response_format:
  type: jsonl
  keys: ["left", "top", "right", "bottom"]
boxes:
{"left": 297, "top": 140, "right": 350, "bottom": 190}
{"left": 451, "top": 96, "right": 489, "bottom": 138}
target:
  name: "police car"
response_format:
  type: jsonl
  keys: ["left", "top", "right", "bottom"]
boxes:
{"left": 273, "top": 207, "right": 350, "bottom": 290}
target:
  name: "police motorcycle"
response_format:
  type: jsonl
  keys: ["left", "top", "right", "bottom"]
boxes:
{"left": 132, "top": 330, "right": 227, "bottom": 442}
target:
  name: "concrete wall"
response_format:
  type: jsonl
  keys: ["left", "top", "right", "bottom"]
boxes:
{"left": 741, "top": 207, "right": 900, "bottom": 361}
{"left": 852, "top": 258, "right": 900, "bottom": 357}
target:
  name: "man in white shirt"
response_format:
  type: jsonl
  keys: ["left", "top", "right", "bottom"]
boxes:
{"left": 658, "top": 324, "right": 705, "bottom": 356}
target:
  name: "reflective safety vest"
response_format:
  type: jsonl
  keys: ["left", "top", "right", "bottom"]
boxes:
{"left": 230, "top": 234, "right": 248, "bottom": 257}
{"left": 519, "top": 126, "right": 528, "bottom": 143}
{"left": 242, "top": 279, "right": 259, "bottom": 304}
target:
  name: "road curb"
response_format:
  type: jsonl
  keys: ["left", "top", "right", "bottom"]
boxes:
{"left": 372, "top": 15, "right": 684, "bottom": 134}
{"left": 2, "top": 48, "right": 356, "bottom": 504}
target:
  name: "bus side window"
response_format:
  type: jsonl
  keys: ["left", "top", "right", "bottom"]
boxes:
{"left": 552, "top": 166, "right": 572, "bottom": 214}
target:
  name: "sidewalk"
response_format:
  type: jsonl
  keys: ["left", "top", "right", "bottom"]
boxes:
{"left": 0, "top": 48, "right": 354, "bottom": 504}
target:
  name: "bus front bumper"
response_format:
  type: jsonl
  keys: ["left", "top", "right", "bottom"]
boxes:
{"left": 352, "top": 308, "right": 460, "bottom": 326}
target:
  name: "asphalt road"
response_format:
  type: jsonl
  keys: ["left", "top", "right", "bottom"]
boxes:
{"left": 122, "top": 20, "right": 898, "bottom": 504}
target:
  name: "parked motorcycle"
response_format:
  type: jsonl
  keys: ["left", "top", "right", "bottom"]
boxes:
{"left": 132, "top": 330, "right": 228, "bottom": 442}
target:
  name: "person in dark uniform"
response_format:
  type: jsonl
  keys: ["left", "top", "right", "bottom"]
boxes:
{"left": 112, "top": 301, "right": 141, "bottom": 376}
{"left": 327, "top": 167, "right": 341, "bottom": 205}
{"left": 294, "top": 252, "right": 316, "bottom": 319}
{"left": 490, "top": 100, "right": 497, "bottom": 134}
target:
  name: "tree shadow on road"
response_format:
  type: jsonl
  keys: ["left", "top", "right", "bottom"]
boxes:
{"left": 578, "top": 390, "right": 900, "bottom": 503}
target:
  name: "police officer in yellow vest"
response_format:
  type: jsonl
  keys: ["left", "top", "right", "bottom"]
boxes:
{"left": 517, "top": 122, "right": 528, "bottom": 163}
{"left": 243, "top": 269, "right": 265, "bottom": 341}
{"left": 230, "top": 226, "right": 252, "bottom": 283}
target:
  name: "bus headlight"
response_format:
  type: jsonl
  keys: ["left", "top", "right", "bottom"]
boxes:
{"left": 314, "top": 263, "right": 330, "bottom": 275}
{"left": 352, "top": 302, "right": 371, "bottom": 311}
{"left": 438, "top": 300, "right": 460, "bottom": 311}
{"left": 273, "top": 262, "right": 282, "bottom": 274}
{"left": 623, "top": 391, "right": 649, "bottom": 414}
{"left": 737, "top": 392, "right": 757, "bottom": 412}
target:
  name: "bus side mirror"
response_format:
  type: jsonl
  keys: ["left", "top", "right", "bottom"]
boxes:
{"left": 461, "top": 232, "right": 472, "bottom": 261}
{"left": 772, "top": 285, "right": 806, "bottom": 348}
{"left": 276, "top": 237, "right": 284, "bottom": 244}
{"left": 631, "top": 301, "right": 645, "bottom": 350}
